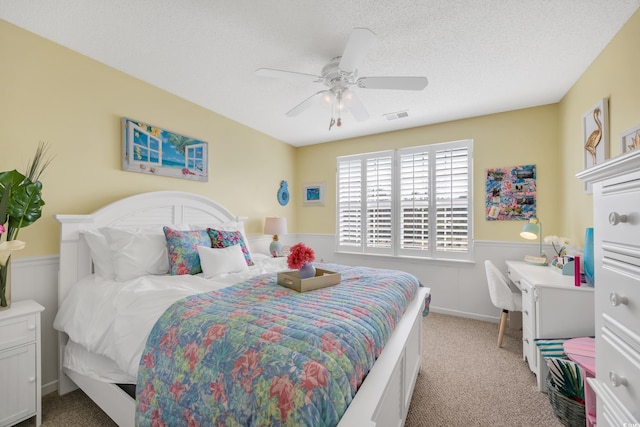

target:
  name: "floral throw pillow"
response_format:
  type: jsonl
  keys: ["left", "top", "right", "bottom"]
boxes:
{"left": 206, "top": 228, "right": 254, "bottom": 266}
{"left": 163, "top": 227, "right": 211, "bottom": 275}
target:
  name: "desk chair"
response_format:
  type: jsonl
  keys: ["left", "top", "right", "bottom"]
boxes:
{"left": 484, "top": 260, "right": 523, "bottom": 348}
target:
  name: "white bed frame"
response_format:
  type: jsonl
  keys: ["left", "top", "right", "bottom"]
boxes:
{"left": 56, "top": 191, "right": 429, "bottom": 427}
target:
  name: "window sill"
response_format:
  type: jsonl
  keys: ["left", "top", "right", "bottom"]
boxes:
{"left": 332, "top": 251, "right": 476, "bottom": 266}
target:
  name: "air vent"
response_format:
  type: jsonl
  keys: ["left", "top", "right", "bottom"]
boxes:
{"left": 383, "top": 111, "right": 409, "bottom": 120}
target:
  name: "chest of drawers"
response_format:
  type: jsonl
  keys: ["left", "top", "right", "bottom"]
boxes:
{"left": 578, "top": 149, "right": 640, "bottom": 425}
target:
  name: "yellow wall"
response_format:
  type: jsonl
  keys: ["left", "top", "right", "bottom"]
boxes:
{"left": 0, "top": 20, "right": 296, "bottom": 258}
{"left": 297, "top": 100, "right": 562, "bottom": 242}
{"left": 2, "top": 6, "right": 639, "bottom": 258}
{"left": 559, "top": 8, "right": 640, "bottom": 246}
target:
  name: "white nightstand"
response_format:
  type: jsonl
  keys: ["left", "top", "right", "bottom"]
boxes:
{"left": 0, "top": 300, "right": 44, "bottom": 427}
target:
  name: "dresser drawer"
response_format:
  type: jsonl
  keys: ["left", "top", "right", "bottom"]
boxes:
{"left": 599, "top": 176, "right": 640, "bottom": 249}
{"left": 599, "top": 327, "right": 640, "bottom": 416}
{"left": 0, "top": 313, "right": 37, "bottom": 352}
{"left": 600, "top": 257, "right": 640, "bottom": 342}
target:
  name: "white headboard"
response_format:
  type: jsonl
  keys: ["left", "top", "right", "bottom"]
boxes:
{"left": 56, "top": 191, "right": 241, "bottom": 305}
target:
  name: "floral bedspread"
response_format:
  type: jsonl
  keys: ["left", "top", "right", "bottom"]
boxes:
{"left": 135, "top": 264, "right": 420, "bottom": 427}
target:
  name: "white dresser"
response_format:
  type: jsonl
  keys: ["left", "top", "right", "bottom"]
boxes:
{"left": 578, "top": 149, "right": 640, "bottom": 424}
{"left": 505, "top": 260, "right": 595, "bottom": 391}
{"left": 0, "top": 300, "right": 44, "bottom": 427}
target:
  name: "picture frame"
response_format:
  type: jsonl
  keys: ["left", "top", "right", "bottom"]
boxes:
{"left": 303, "top": 182, "right": 325, "bottom": 206}
{"left": 582, "top": 98, "right": 609, "bottom": 193}
{"left": 122, "top": 118, "right": 208, "bottom": 182}
{"left": 620, "top": 124, "right": 640, "bottom": 154}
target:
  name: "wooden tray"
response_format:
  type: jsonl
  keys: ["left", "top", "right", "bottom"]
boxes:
{"left": 277, "top": 268, "right": 341, "bottom": 292}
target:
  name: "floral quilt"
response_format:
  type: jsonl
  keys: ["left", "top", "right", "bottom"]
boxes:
{"left": 135, "top": 264, "right": 420, "bottom": 427}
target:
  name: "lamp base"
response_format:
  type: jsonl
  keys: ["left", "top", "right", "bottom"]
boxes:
{"left": 269, "top": 240, "right": 283, "bottom": 257}
{"left": 524, "top": 254, "right": 548, "bottom": 266}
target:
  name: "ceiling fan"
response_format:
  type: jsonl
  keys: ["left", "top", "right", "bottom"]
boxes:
{"left": 255, "top": 27, "right": 428, "bottom": 130}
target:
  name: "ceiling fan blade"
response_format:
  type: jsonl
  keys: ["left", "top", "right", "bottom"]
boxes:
{"left": 338, "top": 27, "right": 377, "bottom": 72}
{"left": 285, "top": 90, "right": 329, "bottom": 117}
{"left": 357, "top": 76, "right": 428, "bottom": 90}
{"left": 342, "top": 89, "right": 369, "bottom": 121}
{"left": 255, "top": 68, "right": 322, "bottom": 83}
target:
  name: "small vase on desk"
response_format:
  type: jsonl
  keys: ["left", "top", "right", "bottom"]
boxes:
{"left": 299, "top": 263, "right": 316, "bottom": 279}
{"left": 584, "top": 227, "right": 595, "bottom": 286}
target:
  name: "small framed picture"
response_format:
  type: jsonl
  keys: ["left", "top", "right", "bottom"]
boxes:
{"left": 303, "top": 182, "right": 325, "bottom": 206}
{"left": 620, "top": 125, "right": 640, "bottom": 154}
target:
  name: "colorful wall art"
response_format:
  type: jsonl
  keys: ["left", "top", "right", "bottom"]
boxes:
{"left": 122, "top": 118, "right": 208, "bottom": 181}
{"left": 485, "top": 164, "right": 536, "bottom": 221}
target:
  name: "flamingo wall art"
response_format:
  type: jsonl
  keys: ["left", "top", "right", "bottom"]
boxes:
{"left": 582, "top": 98, "right": 609, "bottom": 193}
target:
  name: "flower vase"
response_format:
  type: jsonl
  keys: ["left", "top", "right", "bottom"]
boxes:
{"left": 584, "top": 227, "right": 595, "bottom": 286}
{"left": 299, "top": 263, "right": 316, "bottom": 279}
{"left": 0, "top": 258, "right": 11, "bottom": 310}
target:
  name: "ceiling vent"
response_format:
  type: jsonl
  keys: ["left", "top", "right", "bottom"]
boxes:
{"left": 383, "top": 111, "right": 409, "bottom": 120}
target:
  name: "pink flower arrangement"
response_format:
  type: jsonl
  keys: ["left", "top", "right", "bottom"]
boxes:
{"left": 287, "top": 243, "right": 315, "bottom": 270}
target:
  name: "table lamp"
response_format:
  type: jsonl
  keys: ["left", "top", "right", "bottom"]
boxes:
{"left": 520, "top": 217, "right": 548, "bottom": 265}
{"left": 264, "top": 217, "right": 287, "bottom": 257}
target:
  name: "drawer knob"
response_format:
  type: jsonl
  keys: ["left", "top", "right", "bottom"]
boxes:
{"left": 609, "top": 371, "right": 628, "bottom": 387}
{"left": 610, "top": 292, "right": 628, "bottom": 306}
{"left": 28, "top": 376, "right": 36, "bottom": 383}
{"left": 522, "top": 287, "right": 528, "bottom": 294}
{"left": 523, "top": 310, "right": 529, "bottom": 316}
{"left": 609, "top": 212, "right": 628, "bottom": 225}
{"left": 28, "top": 324, "right": 36, "bottom": 331}
{"left": 523, "top": 338, "right": 529, "bottom": 344}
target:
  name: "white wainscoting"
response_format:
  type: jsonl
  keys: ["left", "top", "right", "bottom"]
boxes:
{"left": 10, "top": 237, "right": 542, "bottom": 396}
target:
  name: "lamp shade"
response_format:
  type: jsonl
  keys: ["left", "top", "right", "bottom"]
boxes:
{"left": 264, "top": 217, "right": 287, "bottom": 236}
{"left": 520, "top": 221, "right": 539, "bottom": 240}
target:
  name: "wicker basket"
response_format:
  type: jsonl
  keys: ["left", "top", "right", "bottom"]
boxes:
{"left": 546, "top": 374, "right": 586, "bottom": 427}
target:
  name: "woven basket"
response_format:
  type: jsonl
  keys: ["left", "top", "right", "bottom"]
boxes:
{"left": 546, "top": 374, "right": 586, "bottom": 427}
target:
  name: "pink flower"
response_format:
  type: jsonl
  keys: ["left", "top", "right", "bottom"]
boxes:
{"left": 270, "top": 375, "right": 295, "bottom": 423}
{"left": 0, "top": 224, "right": 5, "bottom": 235}
{"left": 209, "top": 373, "right": 228, "bottom": 404}
{"left": 300, "top": 360, "right": 328, "bottom": 393}
{"left": 287, "top": 243, "right": 315, "bottom": 270}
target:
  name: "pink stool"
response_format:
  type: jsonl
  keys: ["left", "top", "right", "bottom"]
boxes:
{"left": 564, "top": 337, "right": 596, "bottom": 427}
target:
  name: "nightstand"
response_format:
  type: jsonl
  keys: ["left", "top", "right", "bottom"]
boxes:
{"left": 0, "top": 300, "right": 44, "bottom": 427}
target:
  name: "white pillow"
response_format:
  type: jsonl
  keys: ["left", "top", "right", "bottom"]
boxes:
{"left": 190, "top": 221, "right": 252, "bottom": 254}
{"left": 83, "top": 229, "right": 115, "bottom": 279}
{"left": 104, "top": 227, "right": 170, "bottom": 281}
{"left": 197, "top": 244, "right": 249, "bottom": 278}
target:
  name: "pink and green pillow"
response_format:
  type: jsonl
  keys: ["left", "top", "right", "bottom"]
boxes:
{"left": 206, "top": 228, "right": 254, "bottom": 266}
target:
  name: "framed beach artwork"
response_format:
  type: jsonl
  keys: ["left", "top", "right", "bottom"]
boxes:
{"left": 620, "top": 124, "right": 640, "bottom": 154}
{"left": 303, "top": 182, "right": 325, "bottom": 206}
{"left": 582, "top": 98, "right": 609, "bottom": 193}
{"left": 485, "top": 165, "right": 536, "bottom": 221}
{"left": 122, "top": 118, "right": 208, "bottom": 181}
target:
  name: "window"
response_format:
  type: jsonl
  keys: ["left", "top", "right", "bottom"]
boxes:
{"left": 336, "top": 140, "right": 473, "bottom": 260}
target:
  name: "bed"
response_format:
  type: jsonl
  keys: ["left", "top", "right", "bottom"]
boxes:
{"left": 54, "top": 191, "right": 430, "bottom": 427}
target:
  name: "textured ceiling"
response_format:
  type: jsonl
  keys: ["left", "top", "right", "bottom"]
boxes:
{"left": 2, "top": 1, "right": 639, "bottom": 146}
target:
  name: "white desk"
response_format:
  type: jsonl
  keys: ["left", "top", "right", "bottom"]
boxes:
{"left": 505, "top": 261, "right": 595, "bottom": 392}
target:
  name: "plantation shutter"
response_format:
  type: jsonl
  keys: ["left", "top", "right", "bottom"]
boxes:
{"left": 434, "top": 144, "right": 470, "bottom": 252}
{"left": 337, "top": 157, "right": 363, "bottom": 250}
{"left": 336, "top": 140, "right": 472, "bottom": 259}
{"left": 365, "top": 154, "right": 393, "bottom": 253}
{"left": 399, "top": 149, "right": 430, "bottom": 253}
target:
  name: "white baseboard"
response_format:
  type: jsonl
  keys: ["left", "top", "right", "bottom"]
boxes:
{"left": 42, "top": 379, "right": 58, "bottom": 397}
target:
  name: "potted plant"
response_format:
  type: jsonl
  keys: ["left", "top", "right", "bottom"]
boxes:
{"left": 0, "top": 142, "right": 53, "bottom": 309}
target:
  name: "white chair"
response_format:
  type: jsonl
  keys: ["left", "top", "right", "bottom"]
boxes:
{"left": 484, "top": 260, "right": 523, "bottom": 348}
